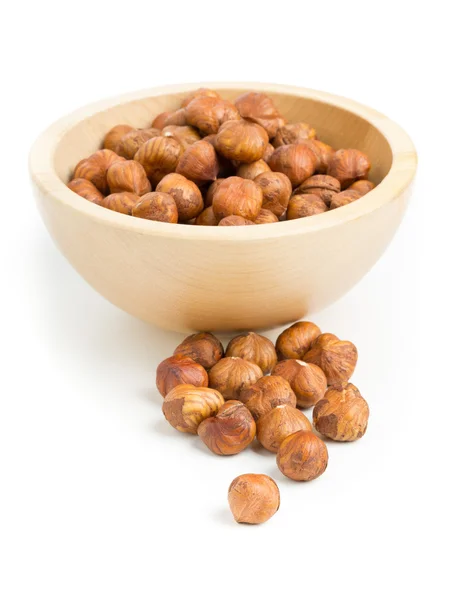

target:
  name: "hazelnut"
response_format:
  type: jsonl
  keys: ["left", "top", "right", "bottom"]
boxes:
{"left": 277, "top": 430, "right": 328, "bottom": 481}
{"left": 294, "top": 175, "right": 341, "bottom": 206}
{"left": 262, "top": 143, "right": 275, "bottom": 163}
{"left": 239, "top": 375, "right": 297, "bottom": 420}
{"left": 96, "top": 192, "right": 140, "bottom": 215}
{"left": 195, "top": 206, "right": 219, "bottom": 226}
{"left": 173, "top": 332, "right": 224, "bottom": 369}
{"left": 204, "top": 178, "right": 224, "bottom": 207}
{"left": 181, "top": 87, "right": 221, "bottom": 108}
{"left": 151, "top": 108, "right": 187, "bottom": 129}
{"left": 275, "top": 321, "right": 321, "bottom": 360}
{"left": 347, "top": 180, "right": 375, "bottom": 195}
{"left": 268, "top": 143, "right": 318, "bottom": 187}
{"left": 218, "top": 216, "right": 255, "bottom": 226}
{"left": 272, "top": 359, "right": 327, "bottom": 408}
{"left": 226, "top": 332, "right": 277, "bottom": 374}
{"left": 253, "top": 171, "right": 292, "bottom": 218}
{"left": 156, "top": 173, "right": 203, "bottom": 221}
{"left": 313, "top": 383, "right": 369, "bottom": 441}
{"left": 107, "top": 160, "right": 152, "bottom": 196}
{"left": 234, "top": 92, "right": 285, "bottom": 138}
{"left": 327, "top": 148, "right": 371, "bottom": 189}
{"left": 286, "top": 194, "right": 328, "bottom": 220}
{"left": 256, "top": 405, "right": 312, "bottom": 453}
{"left": 215, "top": 120, "right": 269, "bottom": 163}
{"left": 184, "top": 96, "right": 240, "bottom": 135}
{"left": 156, "top": 355, "right": 208, "bottom": 397}
{"left": 236, "top": 159, "right": 271, "bottom": 180}
{"left": 73, "top": 149, "right": 125, "bottom": 194}
{"left": 302, "top": 140, "right": 335, "bottom": 174}
{"left": 115, "top": 129, "right": 161, "bottom": 159}
{"left": 134, "top": 136, "right": 183, "bottom": 181}
{"left": 228, "top": 474, "right": 280, "bottom": 524}
{"left": 303, "top": 333, "right": 358, "bottom": 386}
{"left": 103, "top": 124, "right": 135, "bottom": 153}
{"left": 67, "top": 178, "right": 104, "bottom": 203}
{"left": 254, "top": 209, "right": 279, "bottom": 224}
{"left": 175, "top": 140, "right": 220, "bottom": 184}
{"left": 162, "top": 384, "right": 224, "bottom": 433}
{"left": 273, "top": 122, "right": 317, "bottom": 147}
{"left": 161, "top": 125, "right": 201, "bottom": 149}
{"left": 212, "top": 176, "right": 263, "bottom": 221}
{"left": 330, "top": 190, "right": 362, "bottom": 210}
{"left": 131, "top": 191, "right": 178, "bottom": 223}
{"left": 209, "top": 357, "right": 263, "bottom": 400}
{"left": 197, "top": 400, "right": 256, "bottom": 455}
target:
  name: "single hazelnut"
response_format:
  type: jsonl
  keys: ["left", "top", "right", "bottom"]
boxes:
{"left": 156, "top": 173, "right": 203, "bottom": 221}
{"left": 262, "top": 143, "right": 275, "bottom": 163}
{"left": 181, "top": 87, "right": 221, "bottom": 108}
{"left": 204, "top": 178, "right": 224, "bottom": 207}
{"left": 134, "top": 136, "right": 183, "bottom": 181}
{"left": 209, "top": 357, "right": 263, "bottom": 400}
{"left": 253, "top": 171, "right": 292, "bottom": 218}
{"left": 151, "top": 108, "right": 187, "bottom": 129}
{"left": 302, "top": 140, "right": 335, "bottom": 174}
{"left": 236, "top": 159, "right": 271, "bottom": 180}
{"left": 107, "top": 160, "right": 152, "bottom": 196}
{"left": 131, "top": 191, "right": 178, "bottom": 223}
{"left": 116, "top": 129, "right": 161, "bottom": 159}
{"left": 234, "top": 92, "right": 285, "bottom": 138}
{"left": 161, "top": 125, "right": 201, "bottom": 149}
{"left": 327, "top": 148, "right": 371, "bottom": 189}
{"left": 268, "top": 143, "right": 318, "bottom": 187}
{"left": 226, "top": 332, "right": 277, "bottom": 374}
{"left": 347, "top": 180, "right": 375, "bottom": 195}
{"left": 175, "top": 140, "right": 219, "bottom": 184}
{"left": 73, "top": 149, "right": 125, "bottom": 194}
{"left": 303, "top": 333, "right": 358, "bottom": 386}
{"left": 162, "top": 384, "right": 225, "bottom": 433}
{"left": 275, "top": 321, "right": 321, "bottom": 360}
{"left": 256, "top": 405, "right": 312, "bottom": 453}
{"left": 313, "top": 382, "right": 369, "bottom": 441}
{"left": 286, "top": 193, "right": 328, "bottom": 220}
{"left": 294, "top": 175, "right": 341, "bottom": 206}
{"left": 173, "top": 332, "right": 224, "bottom": 369}
{"left": 67, "top": 178, "right": 104, "bottom": 203}
{"left": 240, "top": 375, "right": 297, "bottom": 420}
{"left": 272, "top": 359, "right": 327, "bottom": 408}
{"left": 212, "top": 176, "right": 263, "bottom": 221}
{"left": 96, "top": 192, "right": 140, "bottom": 215}
{"left": 103, "top": 124, "right": 135, "bottom": 153}
{"left": 228, "top": 473, "right": 280, "bottom": 524}
{"left": 254, "top": 209, "right": 279, "bottom": 224}
{"left": 273, "top": 122, "right": 317, "bottom": 147}
{"left": 197, "top": 400, "right": 256, "bottom": 455}
{"left": 215, "top": 120, "right": 269, "bottom": 163}
{"left": 277, "top": 430, "right": 328, "bottom": 481}
{"left": 184, "top": 96, "right": 240, "bottom": 135}
{"left": 218, "top": 216, "right": 255, "bottom": 226}
{"left": 156, "top": 355, "right": 209, "bottom": 397}
{"left": 330, "top": 189, "right": 362, "bottom": 210}
{"left": 195, "top": 206, "right": 219, "bottom": 226}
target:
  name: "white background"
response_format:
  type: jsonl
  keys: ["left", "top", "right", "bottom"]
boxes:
{"left": 1, "top": 1, "right": 474, "bottom": 598}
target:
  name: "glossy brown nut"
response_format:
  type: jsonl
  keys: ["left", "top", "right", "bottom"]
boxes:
{"left": 254, "top": 171, "right": 292, "bottom": 218}
{"left": 116, "top": 129, "right": 161, "bottom": 159}
{"left": 204, "top": 178, "right": 224, "bottom": 207}
{"left": 268, "top": 143, "right": 318, "bottom": 187}
{"left": 161, "top": 125, "right": 201, "bottom": 149}
{"left": 257, "top": 405, "right": 312, "bottom": 453}
{"left": 162, "top": 384, "right": 225, "bottom": 434}
{"left": 228, "top": 473, "right": 280, "bottom": 524}
{"left": 67, "top": 178, "right": 104, "bottom": 203}
{"left": 73, "top": 149, "right": 125, "bottom": 194}
{"left": 134, "top": 136, "right": 183, "bottom": 181}
{"left": 347, "top": 180, "right": 375, "bottom": 195}
{"left": 197, "top": 400, "right": 256, "bottom": 455}
{"left": 294, "top": 175, "right": 341, "bottom": 206}
{"left": 173, "top": 332, "right": 224, "bottom": 369}
{"left": 96, "top": 192, "right": 140, "bottom": 215}
{"left": 272, "top": 359, "right": 327, "bottom": 409}
{"left": 313, "top": 382, "right": 369, "bottom": 441}
{"left": 181, "top": 87, "right": 221, "bottom": 108}
{"left": 195, "top": 206, "right": 219, "bottom": 226}
{"left": 330, "top": 190, "right": 362, "bottom": 210}
{"left": 254, "top": 209, "right": 279, "bottom": 224}
{"left": 209, "top": 357, "right": 263, "bottom": 400}
{"left": 212, "top": 176, "right": 263, "bottom": 221}
{"left": 234, "top": 92, "right": 285, "bottom": 138}
{"left": 286, "top": 194, "right": 328, "bottom": 220}
{"left": 215, "top": 120, "right": 269, "bottom": 163}
{"left": 236, "top": 160, "right": 271, "bottom": 180}
{"left": 327, "top": 148, "right": 371, "bottom": 189}
{"left": 151, "top": 108, "right": 187, "bottom": 129}
{"left": 226, "top": 332, "right": 277, "bottom": 373}
{"left": 218, "top": 216, "right": 255, "bottom": 226}
{"left": 131, "top": 191, "right": 178, "bottom": 223}
{"left": 156, "top": 355, "right": 209, "bottom": 397}
{"left": 175, "top": 140, "right": 220, "bottom": 184}
{"left": 156, "top": 173, "right": 203, "bottom": 221}
{"left": 103, "top": 124, "right": 135, "bottom": 152}
{"left": 303, "top": 333, "right": 358, "bottom": 386}
{"left": 275, "top": 321, "right": 322, "bottom": 360}
{"left": 107, "top": 160, "right": 152, "bottom": 196}
{"left": 240, "top": 375, "right": 297, "bottom": 421}
{"left": 301, "top": 140, "right": 335, "bottom": 174}
{"left": 262, "top": 143, "right": 275, "bottom": 163}
{"left": 277, "top": 430, "right": 328, "bottom": 481}
{"left": 273, "top": 122, "right": 317, "bottom": 147}
{"left": 184, "top": 97, "right": 240, "bottom": 135}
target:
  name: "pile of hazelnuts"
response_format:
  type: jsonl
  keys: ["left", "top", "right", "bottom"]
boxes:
{"left": 156, "top": 321, "right": 369, "bottom": 524}
{"left": 68, "top": 88, "right": 374, "bottom": 225}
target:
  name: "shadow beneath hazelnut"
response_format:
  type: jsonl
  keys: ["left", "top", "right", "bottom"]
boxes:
{"left": 154, "top": 418, "right": 183, "bottom": 438}
{"left": 213, "top": 507, "right": 236, "bottom": 526}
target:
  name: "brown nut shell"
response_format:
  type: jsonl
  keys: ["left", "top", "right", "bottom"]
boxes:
{"left": 275, "top": 321, "right": 322, "bottom": 360}
{"left": 273, "top": 122, "right": 317, "bottom": 147}
{"left": 73, "top": 149, "right": 125, "bottom": 194}
{"left": 226, "top": 332, "right": 277, "bottom": 373}
{"left": 181, "top": 88, "right": 221, "bottom": 108}
{"left": 313, "top": 382, "right": 369, "bottom": 441}
{"left": 215, "top": 120, "right": 269, "bottom": 163}
{"left": 175, "top": 140, "right": 220, "bottom": 184}
{"left": 218, "top": 216, "right": 255, "bottom": 226}
{"left": 268, "top": 143, "right": 318, "bottom": 187}
{"left": 67, "top": 178, "right": 104, "bottom": 203}
{"left": 204, "top": 179, "right": 224, "bottom": 207}
{"left": 257, "top": 405, "right": 312, "bottom": 453}
{"left": 134, "top": 136, "right": 183, "bottom": 180}
{"left": 303, "top": 333, "right": 358, "bottom": 386}
{"left": 239, "top": 375, "right": 297, "bottom": 421}
{"left": 212, "top": 176, "right": 263, "bottom": 221}
{"left": 97, "top": 192, "right": 140, "bottom": 215}
{"left": 277, "top": 430, "right": 328, "bottom": 481}
{"left": 195, "top": 206, "right": 219, "bottom": 226}
{"left": 103, "top": 124, "right": 135, "bottom": 153}
{"left": 173, "top": 332, "right": 224, "bottom": 369}
{"left": 151, "top": 108, "right": 187, "bottom": 129}
{"left": 161, "top": 125, "right": 201, "bottom": 149}
{"left": 234, "top": 92, "right": 285, "bottom": 138}
{"left": 327, "top": 148, "right": 371, "bottom": 189}
{"left": 184, "top": 96, "right": 240, "bottom": 135}
{"left": 302, "top": 140, "right": 335, "bottom": 174}
{"left": 162, "top": 384, "right": 225, "bottom": 434}
{"left": 131, "top": 191, "right": 178, "bottom": 223}
{"left": 107, "top": 160, "right": 152, "bottom": 196}
{"left": 330, "top": 190, "right": 362, "bottom": 210}
{"left": 254, "top": 209, "right": 279, "bottom": 224}
{"left": 236, "top": 160, "right": 271, "bottom": 180}
{"left": 156, "top": 173, "right": 203, "bottom": 221}
{"left": 116, "top": 129, "right": 161, "bottom": 159}
{"left": 197, "top": 400, "right": 256, "bottom": 455}
{"left": 156, "top": 355, "right": 209, "bottom": 397}
{"left": 287, "top": 194, "right": 328, "bottom": 220}
{"left": 209, "top": 357, "right": 263, "bottom": 400}
{"left": 272, "top": 359, "right": 327, "bottom": 409}
{"left": 254, "top": 171, "right": 292, "bottom": 218}
{"left": 294, "top": 175, "right": 341, "bottom": 206}
{"left": 228, "top": 473, "right": 280, "bottom": 524}
{"left": 347, "top": 180, "right": 375, "bottom": 195}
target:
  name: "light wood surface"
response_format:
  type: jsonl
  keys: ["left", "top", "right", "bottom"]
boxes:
{"left": 29, "top": 83, "right": 417, "bottom": 332}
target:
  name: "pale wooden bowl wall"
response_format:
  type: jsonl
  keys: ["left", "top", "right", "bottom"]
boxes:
{"left": 30, "top": 83, "right": 417, "bottom": 332}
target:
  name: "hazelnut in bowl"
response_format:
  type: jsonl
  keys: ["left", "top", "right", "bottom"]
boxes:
{"left": 29, "top": 83, "right": 417, "bottom": 332}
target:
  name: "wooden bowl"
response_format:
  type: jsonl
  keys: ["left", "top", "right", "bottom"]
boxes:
{"left": 29, "top": 83, "right": 417, "bottom": 332}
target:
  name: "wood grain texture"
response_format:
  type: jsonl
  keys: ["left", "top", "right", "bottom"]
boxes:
{"left": 29, "top": 83, "right": 417, "bottom": 332}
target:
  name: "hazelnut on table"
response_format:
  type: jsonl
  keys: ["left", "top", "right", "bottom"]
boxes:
{"left": 228, "top": 474, "right": 280, "bottom": 524}
{"left": 198, "top": 400, "right": 256, "bottom": 455}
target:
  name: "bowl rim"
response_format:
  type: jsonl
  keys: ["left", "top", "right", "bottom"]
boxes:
{"left": 29, "top": 81, "right": 417, "bottom": 241}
